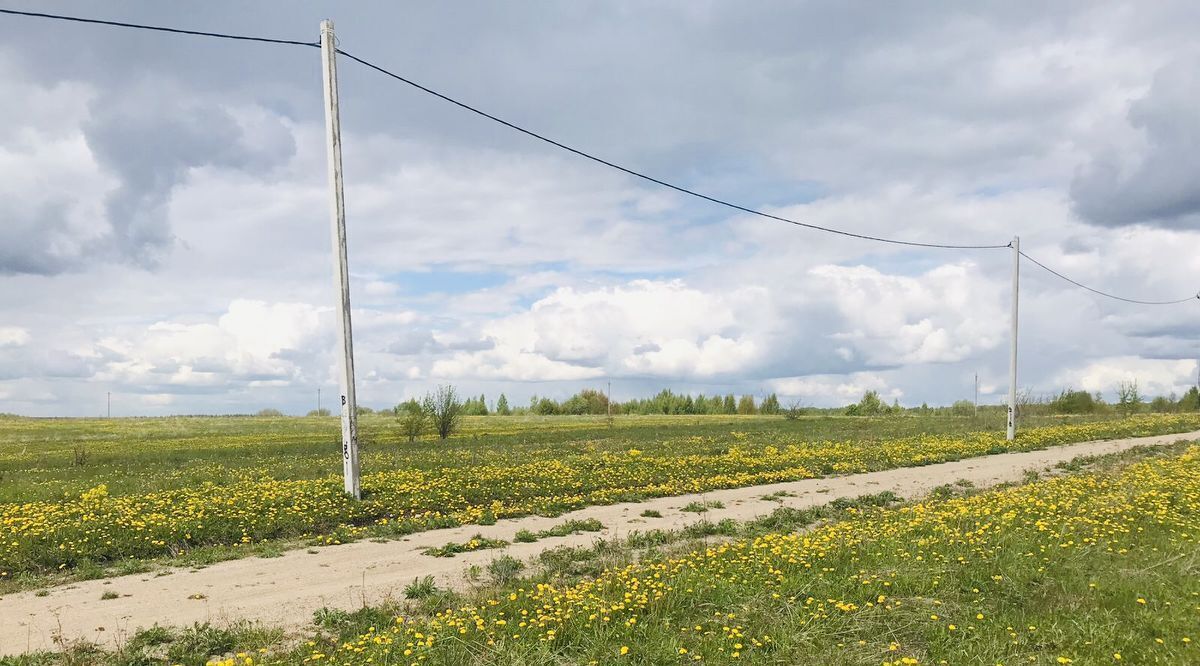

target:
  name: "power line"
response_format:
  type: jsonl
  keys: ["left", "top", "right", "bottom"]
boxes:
{"left": 1019, "top": 250, "right": 1199, "bottom": 306}
{"left": 0, "top": 8, "right": 319, "bottom": 47}
{"left": 334, "top": 48, "right": 1010, "bottom": 251}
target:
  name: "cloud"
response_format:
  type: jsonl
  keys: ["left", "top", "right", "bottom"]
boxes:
{"left": 1071, "top": 56, "right": 1200, "bottom": 229}
{"left": 429, "top": 279, "right": 768, "bottom": 382}
{"left": 83, "top": 85, "right": 297, "bottom": 268}
{"left": 1054, "top": 356, "right": 1199, "bottom": 399}
{"left": 0, "top": 327, "right": 30, "bottom": 348}
{"left": 809, "top": 261, "right": 1007, "bottom": 366}
{"left": 770, "top": 372, "right": 900, "bottom": 403}
{"left": 93, "top": 299, "right": 329, "bottom": 390}
{"left": 3, "top": 3, "right": 1200, "bottom": 415}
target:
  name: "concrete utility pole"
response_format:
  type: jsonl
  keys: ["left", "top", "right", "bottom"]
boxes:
{"left": 107, "top": 392, "right": 111, "bottom": 419}
{"left": 973, "top": 373, "right": 978, "bottom": 418}
{"left": 320, "top": 19, "right": 361, "bottom": 499}
{"left": 317, "top": 387, "right": 322, "bottom": 415}
{"left": 1007, "top": 236, "right": 1020, "bottom": 441}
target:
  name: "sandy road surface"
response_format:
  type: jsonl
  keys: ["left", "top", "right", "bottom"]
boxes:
{"left": 4, "top": 429, "right": 1198, "bottom": 655}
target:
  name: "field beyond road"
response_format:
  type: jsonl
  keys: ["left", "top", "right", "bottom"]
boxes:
{"left": 3, "top": 413, "right": 1200, "bottom": 585}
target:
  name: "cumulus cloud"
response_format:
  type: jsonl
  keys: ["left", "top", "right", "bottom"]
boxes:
{"left": 1054, "top": 356, "right": 1199, "bottom": 399}
{"left": 809, "top": 262, "right": 1007, "bottom": 366}
{"left": 0, "top": 327, "right": 30, "bottom": 348}
{"left": 429, "top": 280, "right": 768, "bottom": 382}
{"left": 770, "top": 373, "right": 900, "bottom": 403}
{"left": 1071, "top": 56, "right": 1200, "bottom": 229}
{"left": 94, "top": 299, "right": 329, "bottom": 390}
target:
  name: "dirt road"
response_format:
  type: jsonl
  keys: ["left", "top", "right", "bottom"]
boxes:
{"left": 3, "top": 429, "right": 1197, "bottom": 656}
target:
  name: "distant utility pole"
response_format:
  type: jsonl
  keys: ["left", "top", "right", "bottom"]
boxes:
{"left": 107, "top": 392, "right": 111, "bottom": 419}
{"left": 317, "top": 387, "right": 322, "bottom": 414}
{"left": 607, "top": 381, "right": 612, "bottom": 425}
{"left": 1007, "top": 236, "right": 1020, "bottom": 441}
{"left": 973, "top": 373, "right": 978, "bottom": 418}
{"left": 321, "top": 19, "right": 360, "bottom": 499}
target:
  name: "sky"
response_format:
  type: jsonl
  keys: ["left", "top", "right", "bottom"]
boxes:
{"left": 1, "top": 1, "right": 1198, "bottom": 417}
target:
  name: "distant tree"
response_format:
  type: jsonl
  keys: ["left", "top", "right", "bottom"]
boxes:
{"left": 782, "top": 399, "right": 805, "bottom": 421}
{"left": 760, "top": 393, "right": 780, "bottom": 415}
{"left": 396, "top": 401, "right": 425, "bottom": 442}
{"left": 256, "top": 408, "right": 284, "bottom": 417}
{"left": 846, "top": 390, "right": 884, "bottom": 417}
{"left": 737, "top": 395, "right": 757, "bottom": 415}
{"left": 533, "top": 397, "right": 560, "bottom": 415}
{"left": 393, "top": 398, "right": 421, "bottom": 416}
{"left": 462, "top": 394, "right": 489, "bottom": 416}
{"left": 1180, "top": 387, "right": 1200, "bottom": 412}
{"left": 495, "top": 393, "right": 512, "bottom": 415}
{"left": 682, "top": 395, "right": 696, "bottom": 415}
{"left": 722, "top": 394, "right": 737, "bottom": 414}
{"left": 355, "top": 405, "right": 375, "bottom": 416}
{"left": 1117, "top": 380, "right": 1142, "bottom": 417}
{"left": 1149, "top": 395, "right": 1173, "bottom": 413}
{"left": 694, "top": 394, "right": 710, "bottom": 414}
{"left": 422, "top": 385, "right": 464, "bottom": 439}
{"left": 950, "top": 400, "right": 974, "bottom": 417}
{"left": 306, "top": 408, "right": 332, "bottom": 417}
{"left": 1049, "top": 388, "right": 1097, "bottom": 415}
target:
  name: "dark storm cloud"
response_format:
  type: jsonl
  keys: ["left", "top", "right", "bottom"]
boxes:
{"left": 1071, "top": 57, "right": 1200, "bottom": 230}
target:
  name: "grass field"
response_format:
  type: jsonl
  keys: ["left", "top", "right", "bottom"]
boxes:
{"left": 9, "top": 437, "right": 1199, "bottom": 665}
{"left": 242, "top": 441, "right": 1200, "bottom": 666}
{"left": 3, "top": 412, "right": 1200, "bottom": 586}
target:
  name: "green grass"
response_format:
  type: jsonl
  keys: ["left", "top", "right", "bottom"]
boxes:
{"left": 10, "top": 443, "right": 1190, "bottom": 665}
{"left": 0, "top": 412, "right": 1125, "bottom": 503}
{"left": 421, "top": 533, "right": 510, "bottom": 558}
{"left": 515, "top": 518, "right": 605, "bottom": 543}
{"left": 680, "top": 499, "right": 725, "bottom": 512}
{"left": 3, "top": 413, "right": 1199, "bottom": 589}
{"left": 273, "top": 442, "right": 1200, "bottom": 664}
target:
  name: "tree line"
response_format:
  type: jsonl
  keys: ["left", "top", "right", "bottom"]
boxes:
{"left": 264, "top": 379, "right": 1200, "bottom": 440}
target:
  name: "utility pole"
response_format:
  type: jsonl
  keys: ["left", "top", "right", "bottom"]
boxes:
{"left": 973, "top": 373, "right": 978, "bottom": 418}
{"left": 1007, "top": 236, "right": 1020, "bottom": 441}
{"left": 317, "top": 387, "right": 322, "bottom": 415}
{"left": 321, "top": 19, "right": 360, "bottom": 499}
{"left": 107, "top": 392, "right": 111, "bottom": 419}
{"left": 607, "top": 381, "right": 612, "bottom": 426}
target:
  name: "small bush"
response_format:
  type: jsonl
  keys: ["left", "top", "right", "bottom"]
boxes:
{"left": 403, "top": 575, "right": 440, "bottom": 599}
{"left": 640, "top": 509, "right": 663, "bottom": 518}
{"left": 487, "top": 555, "right": 525, "bottom": 584}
